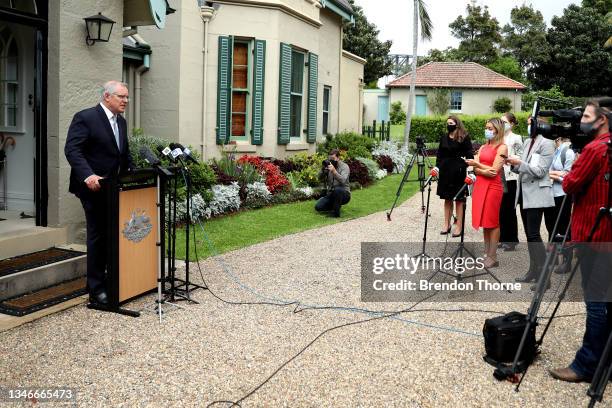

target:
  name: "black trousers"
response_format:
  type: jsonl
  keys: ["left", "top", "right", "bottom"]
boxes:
{"left": 520, "top": 204, "right": 547, "bottom": 277}
{"left": 80, "top": 192, "right": 108, "bottom": 295}
{"left": 315, "top": 187, "right": 350, "bottom": 216}
{"left": 544, "top": 195, "right": 572, "bottom": 241}
{"left": 499, "top": 180, "right": 519, "bottom": 244}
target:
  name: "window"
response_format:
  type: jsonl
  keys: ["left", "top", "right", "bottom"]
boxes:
{"left": 230, "top": 41, "right": 250, "bottom": 141}
{"left": 450, "top": 91, "right": 462, "bottom": 111}
{"left": 0, "top": 25, "right": 18, "bottom": 128}
{"left": 289, "top": 50, "right": 304, "bottom": 139}
{"left": 322, "top": 86, "right": 331, "bottom": 135}
{"left": 217, "top": 37, "right": 265, "bottom": 145}
{"left": 0, "top": 0, "right": 37, "bottom": 14}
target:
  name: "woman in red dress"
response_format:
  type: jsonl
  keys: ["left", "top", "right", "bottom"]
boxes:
{"left": 465, "top": 118, "right": 508, "bottom": 268}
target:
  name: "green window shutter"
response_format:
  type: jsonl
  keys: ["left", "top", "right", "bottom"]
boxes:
{"left": 216, "top": 36, "right": 233, "bottom": 145}
{"left": 278, "top": 42, "right": 292, "bottom": 145}
{"left": 251, "top": 40, "right": 266, "bottom": 145}
{"left": 306, "top": 52, "right": 318, "bottom": 143}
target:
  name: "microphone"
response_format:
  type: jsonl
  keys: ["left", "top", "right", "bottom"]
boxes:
{"left": 423, "top": 166, "right": 439, "bottom": 188}
{"left": 171, "top": 142, "right": 198, "bottom": 164}
{"left": 168, "top": 143, "right": 184, "bottom": 163}
{"left": 453, "top": 173, "right": 476, "bottom": 201}
{"left": 157, "top": 145, "right": 174, "bottom": 162}
{"left": 140, "top": 146, "right": 173, "bottom": 177}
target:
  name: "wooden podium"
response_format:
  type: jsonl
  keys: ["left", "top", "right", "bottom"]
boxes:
{"left": 100, "top": 169, "right": 162, "bottom": 316}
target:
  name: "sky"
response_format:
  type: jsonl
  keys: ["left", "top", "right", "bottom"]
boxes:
{"left": 353, "top": 0, "right": 580, "bottom": 55}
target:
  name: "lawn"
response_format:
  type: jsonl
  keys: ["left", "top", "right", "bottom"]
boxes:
{"left": 174, "top": 172, "right": 422, "bottom": 260}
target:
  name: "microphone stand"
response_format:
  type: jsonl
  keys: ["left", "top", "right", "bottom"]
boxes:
{"left": 413, "top": 175, "right": 436, "bottom": 260}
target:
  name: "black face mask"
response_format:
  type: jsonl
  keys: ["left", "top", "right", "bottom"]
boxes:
{"left": 447, "top": 124, "right": 457, "bottom": 133}
{"left": 580, "top": 118, "right": 602, "bottom": 138}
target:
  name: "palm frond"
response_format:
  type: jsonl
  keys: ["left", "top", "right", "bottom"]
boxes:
{"left": 417, "top": 0, "right": 433, "bottom": 41}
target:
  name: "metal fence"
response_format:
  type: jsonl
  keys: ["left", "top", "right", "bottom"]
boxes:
{"left": 362, "top": 120, "right": 390, "bottom": 141}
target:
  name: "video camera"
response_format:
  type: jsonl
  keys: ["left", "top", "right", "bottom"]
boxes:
{"left": 529, "top": 98, "right": 612, "bottom": 152}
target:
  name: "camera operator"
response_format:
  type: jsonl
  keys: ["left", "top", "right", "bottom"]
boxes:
{"left": 315, "top": 149, "right": 350, "bottom": 217}
{"left": 548, "top": 100, "right": 612, "bottom": 383}
{"left": 506, "top": 117, "right": 555, "bottom": 289}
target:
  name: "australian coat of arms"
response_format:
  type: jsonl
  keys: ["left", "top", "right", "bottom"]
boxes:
{"left": 122, "top": 209, "right": 153, "bottom": 243}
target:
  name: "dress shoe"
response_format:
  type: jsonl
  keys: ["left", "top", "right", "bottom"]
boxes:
{"left": 548, "top": 367, "right": 588, "bottom": 383}
{"left": 554, "top": 262, "right": 570, "bottom": 275}
{"left": 89, "top": 290, "right": 109, "bottom": 305}
{"left": 515, "top": 274, "right": 537, "bottom": 283}
{"left": 502, "top": 243, "right": 517, "bottom": 252}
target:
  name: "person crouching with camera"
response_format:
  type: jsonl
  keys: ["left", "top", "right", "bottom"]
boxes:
{"left": 548, "top": 100, "right": 612, "bottom": 383}
{"left": 315, "top": 149, "right": 351, "bottom": 217}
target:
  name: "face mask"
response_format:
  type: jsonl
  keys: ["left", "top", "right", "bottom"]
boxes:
{"left": 447, "top": 124, "right": 457, "bottom": 133}
{"left": 504, "top": 123, "right": 512, "bottom": 132}
{"left": 484, "top": 129, "right": 495, "bottom": 140}
{"left": 580, "top": 118, "right": 601, "bottom": 137}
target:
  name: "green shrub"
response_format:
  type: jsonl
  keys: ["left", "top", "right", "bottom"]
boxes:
{"left": 407, "top": 113, "right": 530, "bottom": 144}
{"left": 317, "top": 131, "right": 375, "bottom": 159}
{"left": 189, "top": 162, "right": 217, "bottom": 193}
{"left": 389, "top": 101, "right": 407, "bottom": 125}
{"left": 493, "top": 97, "right": 512, "bottom": 113}
{"left": 355, "top": 157, "right": 379, "bottom": 181}
{"left": 426, "top": 89, "right": 450, "bottom": 115}
{"left": 128, "top": 133, "right": 171, "bottom": 168}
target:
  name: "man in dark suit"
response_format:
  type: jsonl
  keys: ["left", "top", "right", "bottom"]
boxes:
{"left": 65, "top": 80, "right": 134, "bottom": 306}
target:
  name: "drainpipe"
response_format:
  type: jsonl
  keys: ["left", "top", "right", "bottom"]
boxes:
{"left": 200, "top": 6, "right": 215, "bottom": 158}
{"left": 134, "top": 54, "right": 150, "bottom": 129}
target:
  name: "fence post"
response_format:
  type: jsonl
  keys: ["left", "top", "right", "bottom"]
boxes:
{"left": 380, "top": 120, "right": 385, "bottom": 141}
{"left": 386, "top": 122, "right": 390, "bottom": 141}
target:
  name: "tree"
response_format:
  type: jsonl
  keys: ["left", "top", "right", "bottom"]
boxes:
{"left": 493, "top": 97, "right": 512, "bottom": 113}
{"left": 404, "top": 0, "right": 433, "bottom": 148}
{"left": 426, "top": 89, "right": 450, "bottom": 115}
{"left": 501, "top": 4, "right": 549, "bottom": 81}
{"left": 582, "top": 0, "right": 612, "bottom": 15}
{"left": 449, "top": 4, "right": 502, "bottom": 65}
{"left": 343, "top": 0, "right": 393, "bottom": 84}
{"left": 389, "top": 101, "right": 406, "bottom": 125}
{"left": 487, "top": 56, "right": 524, "bottom": 82}
{"left": 418, "top": 47, "right": 462, "bottom": 66}
{"left": 530, "top": 5, "right": 612, "bottom": 96}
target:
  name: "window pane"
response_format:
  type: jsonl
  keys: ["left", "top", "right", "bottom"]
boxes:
{"left": 323, "top": 87, "right": 330, "bottom": 111}
{"left": 7, "top": 106, "right": 16, "bottom": 127}
{"left": 0, "top": 0, "right": 11, "bottom": 9}
{"left": 322, "top": 112, "right": 328, "bottom": 135}
{"left": 232, "top": 91, "right": 247, "bottom": 113}
{"left": 290, "top": 95, "right": 302, "bottom": 137}
{"left": 232, "top": 113, "right": 246, "bottom": 136}
{"left": 7, "top": 83, "right": 17, "bottom": 104}
{"left": 233, "top": 65, "right": 248, "bottom": 89}
{"left": 291, "top": 51, "right": 304, "bottom": 93}
{"left": 233, "top": 43, "right": 248, "bottom": 66}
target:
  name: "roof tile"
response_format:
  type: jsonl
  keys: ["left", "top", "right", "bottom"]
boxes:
{"left": 387, "top": 62, "right": 526, "bottom": 90}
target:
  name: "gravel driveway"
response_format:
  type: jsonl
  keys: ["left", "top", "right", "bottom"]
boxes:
{"left": 0, "top": 185, "right": 601, "bottom": 407}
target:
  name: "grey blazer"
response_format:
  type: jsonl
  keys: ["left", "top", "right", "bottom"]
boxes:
{"left": 511, "top": 135, "right": 555, "bottom": 209}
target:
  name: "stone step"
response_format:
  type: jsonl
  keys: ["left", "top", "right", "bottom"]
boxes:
{"left": 0, "top": 245, "right": 86, "bottom": 302}
{"left": 0, "top": 226, "right": 68, "bottom": 260}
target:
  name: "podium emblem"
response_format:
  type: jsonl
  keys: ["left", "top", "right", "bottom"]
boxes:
{"left": 122, "top": 209, "right": 153, "bottom": 243}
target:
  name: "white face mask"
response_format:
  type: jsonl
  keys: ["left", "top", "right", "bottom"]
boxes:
{"left": 485, "top": 129, "right": 495, "bottom": 140}
{"left": 504, "top": 123, "right": 511, "bottom": 132}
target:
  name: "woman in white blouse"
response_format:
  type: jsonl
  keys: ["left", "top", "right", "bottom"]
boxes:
{"left": 499, "top": 112, "right": 523, "bottom": 251}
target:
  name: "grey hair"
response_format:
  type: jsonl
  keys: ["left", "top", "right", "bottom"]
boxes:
{"left": 100, "top": 80, "right": 128, "bottom": 100}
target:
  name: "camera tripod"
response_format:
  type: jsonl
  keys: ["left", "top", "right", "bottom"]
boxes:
{"left": 387, "top": 138, "right": 435, "bottom": 221}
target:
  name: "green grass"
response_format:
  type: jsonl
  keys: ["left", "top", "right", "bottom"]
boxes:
{"left": 175, "top": 172, "right": 420, "bottom": 260}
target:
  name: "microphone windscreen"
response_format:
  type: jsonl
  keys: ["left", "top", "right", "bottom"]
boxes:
{"left": 156, "top": 145, "right": 165, "bottom": 155}
{"left": 139, "top": 146, "right": 160, "bottom": 165}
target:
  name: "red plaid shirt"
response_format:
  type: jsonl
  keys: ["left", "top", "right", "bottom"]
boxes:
{"left": 562, "top": 132, "right": 611, "bottom": 242}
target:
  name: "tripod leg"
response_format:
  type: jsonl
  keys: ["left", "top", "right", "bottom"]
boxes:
{"left": 588, "top": 330, "right": 612, "bottom": 407}
{"left": 387, "top": 153, "right": 417, "bottom": 220}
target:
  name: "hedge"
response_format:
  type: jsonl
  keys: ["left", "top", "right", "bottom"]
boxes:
{"left": 395, "top": 112, "right": 531, "bottom": 144}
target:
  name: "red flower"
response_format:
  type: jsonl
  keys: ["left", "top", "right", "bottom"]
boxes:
{"left": 237, "top": 155, "right": 289, "bottom": 194}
